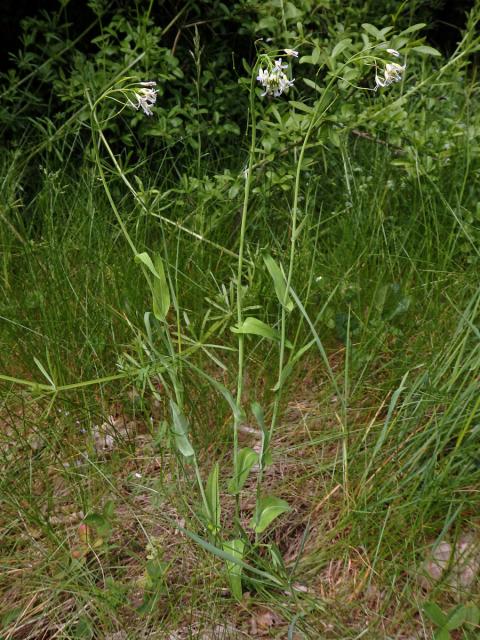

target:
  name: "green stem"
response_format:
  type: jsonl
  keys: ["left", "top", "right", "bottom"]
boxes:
{"left": 269, "top": 91, "right": 337, "bottom": 440}
{"left": 234, "top": 73, "right": 257, "bottom": 510}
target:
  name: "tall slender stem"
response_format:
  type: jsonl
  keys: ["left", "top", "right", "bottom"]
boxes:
{"left": 269, "top": 91, "right": 337, "bottom": 440}
{"left": 234, "top": 76, "right": 257, "bottom": 491}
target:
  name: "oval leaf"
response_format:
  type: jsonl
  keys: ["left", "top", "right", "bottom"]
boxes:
{"left": 250, "top": 496, "right": 290, "bottom": 534}
{"left": 169, "top": 400, "right": 195, "bottom": 460}
{"left": 412, "top": 45, "right": 441, "bottom": 56}
{"left": 331, "top": 38, "right": 352, "bottom": 59}
{"left": 423, "top": 602, "right": 448, "bottom": 627}
{"left": 361, "top": 23, "right": 385, "bottom": 41}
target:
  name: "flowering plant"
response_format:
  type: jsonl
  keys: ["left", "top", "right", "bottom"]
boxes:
{"left": 256, "top": 56, "right": 295, "bottom": 98}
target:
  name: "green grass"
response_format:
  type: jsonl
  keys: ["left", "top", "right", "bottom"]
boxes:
{"left": 1, "top": 20, "right": 480, "bottom": 640}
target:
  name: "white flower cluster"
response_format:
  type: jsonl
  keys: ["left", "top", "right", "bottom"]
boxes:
{"left": 257, "top": 58, "right": 295, "bottom": 98}
{"left": 128, "top": 81, "right": 157, "bottom": 116}
{"left": 375, "top": 49, "right": 406, "bottom": 90}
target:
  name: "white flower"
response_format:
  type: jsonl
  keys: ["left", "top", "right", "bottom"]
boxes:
{"left": 386, "top": 48, "right": 401, "bottom": 57}
{"left": 128, "top": 81, "right": 157, "bottom": 116}
{"left": 256, "top": 67, "right": 269, "bottom": 84}
{"left": 375, "top": 70, "right": 386, "bottom": 88}
{"left": 375, "top": 61, "right": 405, "bottom": 90}
{"left": 385, "top": 62, "right": 405, "bottom": 82}
{"left": 284, "top": 48, "right": 299, "bottom": 57}
{"left": 274, "top": 58, "right": 288, "bottom": 71}
{"left": 256, "top": 61, "right": 294, "bottom": 98}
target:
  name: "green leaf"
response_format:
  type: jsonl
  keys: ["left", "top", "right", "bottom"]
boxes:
{"left": 223, "top": 539, "right": 244, "bottom": 601}
{"left": 268, "top": 542, "right": 286, "bottom": 571}
{"left": 288, "top": 100, "right": 313, "bottom": 113}
{"left": 169, "top": 400, "right": 195, "bottom": 460}
{"left": 83, "top": 513, "right": 105, "bottom": 528}
{"left": 303, "top": 78, "right": 323, "bottom": 93}
{"left": 152, "top": 255, "right": 170, "bottom": 321}
{"left": 135, "top": 252, "right": 171, "bottom": 321}
{"left": 205, "top": 462, "right": 220, "bottom": 533}
{"left": 251, "top": 402, "right": 272, "bottom": 468}
{"left": 228, "top": 448, "right": 258, "bottom": 495}
{"left": 412, "top": 45, "right": 442, "bottom": 57}
{"left": 398, "top": 23, "right": 426, "bottom": 36}
{"left": 331, "top": 38, "right": 352, "bottom": 59}
{"left": 173, "top": 523, "right": 282, "bottom": 585}
{"left": 433, "top": 630, "right": 451, "bottom": 640}
{"left": 250, "top": 496, "right": 290, "bottom": 534}
{"left": 263, "top": 253, "right": 293, "bottom": 312}
{"left": 73, "top": 616, "right": 94, "bottom": 639}
{"left": 102, "top": 500, "right": 116, "bottom": 520}
{"left": 362, "top": 23, "right": 385, "bottom": 41}
{"left": 445, "top": 605, "right": 467, "bottom": 631}
{"left": 134, "top": 252, "right": 158, "bottom": 278}
{"left": 146, "top": 558, "right": 167, "bottom": 582}
{"left": 424, "top": 602, "right": 448, "bottom": 627}
{"left": 231, "top": 317, "right": 292, "bottom": 347}
{"left": 463, "top": 602, "right": 480, "bottom": 627}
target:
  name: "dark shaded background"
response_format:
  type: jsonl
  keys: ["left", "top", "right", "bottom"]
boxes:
{"left": 0, "top": 0, "right": 476, "bottom": 71}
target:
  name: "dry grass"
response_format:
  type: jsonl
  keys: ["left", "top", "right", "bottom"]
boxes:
{"left": 1, "top": 354, "right": 479, "bottom": 640}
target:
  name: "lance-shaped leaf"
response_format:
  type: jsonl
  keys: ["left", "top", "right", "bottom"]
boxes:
{"left": 205, "top": 462, "right": 220, "bottom": 534}
{"left": 228, "top": 448, "right": 258, "bottom": 495}
{"left": 135, "top": 251, "right": 158, "bottom": 277}
{"left": 152, "top": 255, "right": 170, "bottom": 321}
{"left": 169, "top": 400, "right": 194, "bottom": 460}
{"left": 231, "top": 317, "right": 292, "bottom": 348}
{"left": 223, "top": 539, "right": 245, "bottom": 601}
{"left": 251, "top": 402, "right": 272, "bottom": 468}
{"left": 135, "top": 252, "right": 170, "bottom": 321}
{"left": 412, "top": 45, "right": 441, "bottom": 57}
{"left": 250, "top": 496, "right": 291, "bottom": 534}
{"left": 263, "top": 253, "right": 293, "bottom": 312}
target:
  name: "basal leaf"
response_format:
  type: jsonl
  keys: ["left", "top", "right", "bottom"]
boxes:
{"left": 223, "top": 539, "right": 244, "bottom": 601}
{"left": 445, "top": 605, "right": 467, "bottom": 631}
{"left": 205, "top": 462, "right": 220, "bottom": 533}
{"left": 250, "top": 496, "right": 291, "bottom": 534}
{"left": 423, "top": 602, "right": 448, "bottom": 627}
